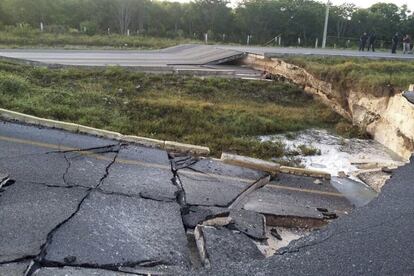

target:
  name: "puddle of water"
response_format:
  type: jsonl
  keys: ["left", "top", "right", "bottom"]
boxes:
{"left": 261, "top": 129, "right": 401, "bottom": 178}
{"left": 260, "top": 129, "right": 402, "bottom": 206}
{"left": 331, "top": 176, "right": 377, "bottom": 207}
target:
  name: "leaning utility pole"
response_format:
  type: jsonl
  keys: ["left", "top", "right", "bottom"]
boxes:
{"left": 322, "top": 0, "right": 330, "bottom": 48}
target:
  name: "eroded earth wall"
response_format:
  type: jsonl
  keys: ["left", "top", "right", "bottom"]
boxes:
{"left": 243, "top": 54, "right": 414, "bottom": 161}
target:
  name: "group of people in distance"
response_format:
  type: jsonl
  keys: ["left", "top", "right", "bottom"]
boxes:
{"left": 359, "top": 32, "right": 412, "bottom": 54}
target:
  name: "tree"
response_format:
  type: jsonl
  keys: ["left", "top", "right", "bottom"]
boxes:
{"left": 115, "top": 0, "right": 134, "bottom": 34}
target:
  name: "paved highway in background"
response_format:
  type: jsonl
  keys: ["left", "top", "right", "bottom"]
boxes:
{"left": 0, "top": 44, "right": 413, "bottom": 69}
{"left": 221, "top": 45, "right": 414, "bottom": 59}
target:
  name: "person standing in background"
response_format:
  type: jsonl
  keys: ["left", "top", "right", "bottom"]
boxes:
{"left": 391, "top": 32, "right": 399, "bottom": 54}
{"left": 368, "top": 32, "right": 376, "bottom": 52}
{"left": 359, "top": 32, "right": 368, "bottom": 51}
{"left": 403, "top": 34, "right": 411, "bottom": 54}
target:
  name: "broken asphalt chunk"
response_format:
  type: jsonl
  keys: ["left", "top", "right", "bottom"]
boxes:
{"left": 182, "top": 206, "right": 227, "bottom": 229}
{"left": 43, "top": 191, "right": 190, "bottom": 270}
{"left": 227, "top": 210, "right": 267, "bottom": 240}
{"left": 179, "top": 172, "right": 250, "bottom": 207}
{"left": 99, "top": 146, "right": 175, "bottom": 199}
{"left": 0, "top": 182, "right": 88, "bottom": 262}
{"left": 322, "top": 212, "right": 338, "bottom": 220}
{"left": 183, "top": 206, "right": 267, "bottom": 241}
{"left": 270, "top": 228, "right": 283, "bottom": 241}
{"left": 195, "top": 226, "right": 264, "bottom": 268}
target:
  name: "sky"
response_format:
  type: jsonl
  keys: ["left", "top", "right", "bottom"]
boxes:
{"left": 166, "top": 0, "right": 414, "bottom": 11}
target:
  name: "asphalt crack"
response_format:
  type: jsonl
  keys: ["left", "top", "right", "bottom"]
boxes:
{"left": 47, "top": 144, "right": 121, "bottom": 155}
{"left": 62, "top": 153, "right": 71, "bottom": 186}
{"left": 227, "top": 176, "right": 271, "bottom": 209}
{"left": 26, "top": 143, "right": 122, "bottom": 276}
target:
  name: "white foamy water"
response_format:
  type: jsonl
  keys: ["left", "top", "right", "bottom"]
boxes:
{"left": 260, "top": 129, "right": 402, "bottom": 178}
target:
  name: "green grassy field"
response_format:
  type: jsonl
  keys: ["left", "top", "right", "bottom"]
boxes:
{"left": 0, "top": 60, "right": 350, "bottom": 159}
{"left": 285, "top": 57, "right": 414, "bottom": 95}
{"left": 0, "top": 29, "right": 199, "bottom": 49}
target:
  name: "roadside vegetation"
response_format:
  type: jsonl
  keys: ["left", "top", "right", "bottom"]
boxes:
{"left": 0, "top": 0, "right": 413, "bottom": 48}
{"left": 0, "top": 60, "right": 348, "bottom": 158}
{"left": 0, "top": 27, "right": 198, "bottom": 49}
{"left": 285, "top": 57, "right": 414, "bottom": 95}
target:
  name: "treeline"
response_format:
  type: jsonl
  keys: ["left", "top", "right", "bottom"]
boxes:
{"left": 0, "top": 0, "right": 413, "bottom": 47}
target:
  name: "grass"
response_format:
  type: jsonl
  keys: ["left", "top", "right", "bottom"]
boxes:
{"left": 0, "top": 60, "right": 349, "bottom": 159}
{"left": 284, "top": 56, "right": 414, "bottom": 95}
{"left": 0, "top": 29, "right": 199, "bottom": 49}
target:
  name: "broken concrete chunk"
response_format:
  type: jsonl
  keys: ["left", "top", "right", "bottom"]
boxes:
{"left": 220, "top": 152, "right": 280, "bottom": 174}
{"left": 196, "top": 226, "right": 264, "bottom": 268}
{"left": 0, "top": 182, "right": 88, "bottom": 263}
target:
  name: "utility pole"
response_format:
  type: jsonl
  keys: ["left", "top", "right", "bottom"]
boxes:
{"left": 322, "top": 0, "right": 330, "bottom": 48}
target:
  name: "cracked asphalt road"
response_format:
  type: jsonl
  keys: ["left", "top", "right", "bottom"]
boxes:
{"left": 1, "top": 119, "right": 412, "bottom": 275}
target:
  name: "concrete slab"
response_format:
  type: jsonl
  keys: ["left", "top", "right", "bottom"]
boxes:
{"left": 197, "top": 226, "right": 264, "bottom": 267}
{"left": 0, "top": 182, "right": 88, "bottom": 262}
{"left": 100, "top": 162, "right": 176, "bottom": 199}
{"left": 0, "top": 261, "right": 30, "bottom": 276}
{"left": 43, "top": 191, "right": 190, "bottom": 270}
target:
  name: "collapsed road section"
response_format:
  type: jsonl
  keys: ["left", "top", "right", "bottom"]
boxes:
{"left": 0, "top": 119, "right": 372, "bottom": 275}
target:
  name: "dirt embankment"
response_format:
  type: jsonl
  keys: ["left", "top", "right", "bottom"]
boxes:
{"left": 243, "top": 54, "right": 414, "bottom": 161}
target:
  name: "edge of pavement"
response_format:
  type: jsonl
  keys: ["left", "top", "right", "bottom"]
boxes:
{"left": 0, "top": 108, "right": 332, "bottom": 178}
{"left": 0, "top": 108, "right": 210, "bottom": 156}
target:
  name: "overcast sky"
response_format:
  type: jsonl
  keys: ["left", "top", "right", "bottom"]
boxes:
{"left": 166, "top": 0, "right": 413, "bottom": 11}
